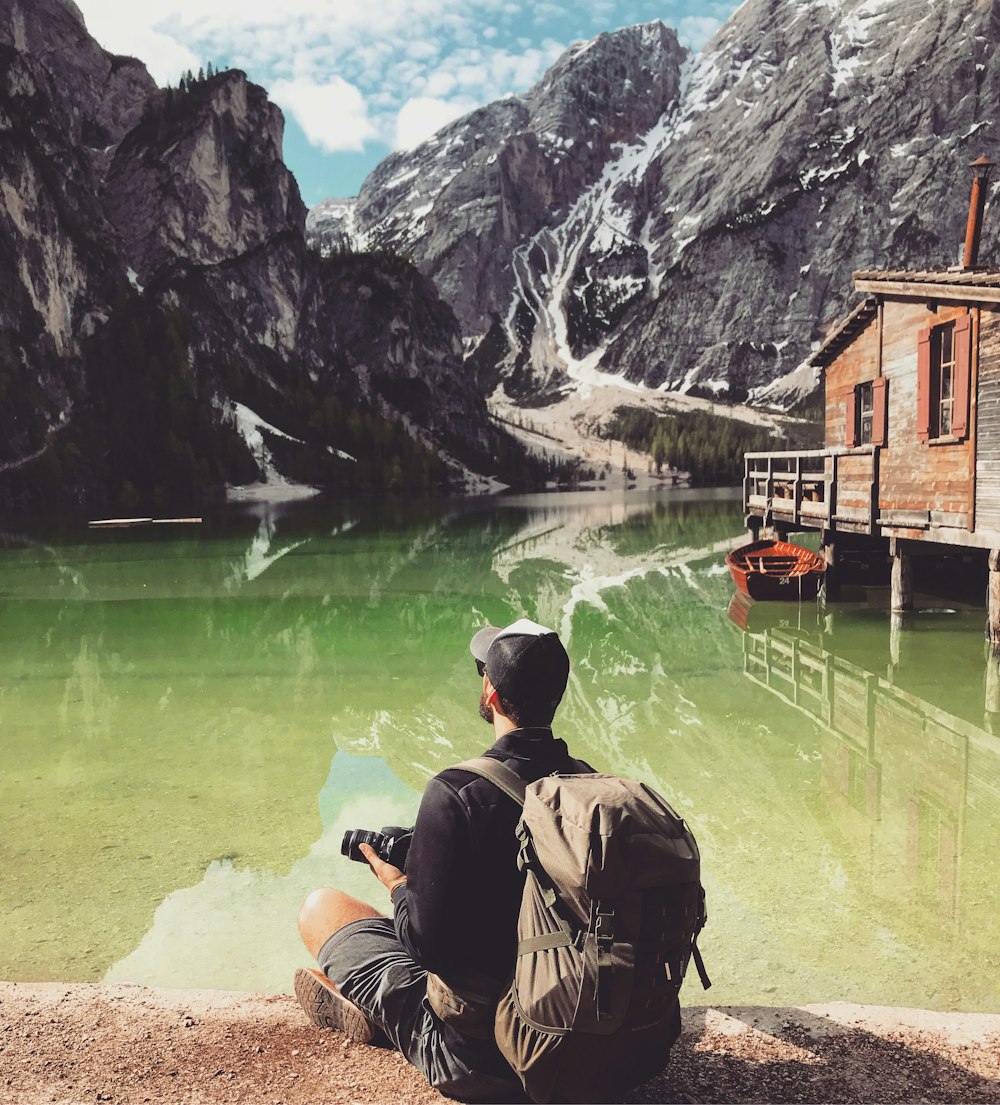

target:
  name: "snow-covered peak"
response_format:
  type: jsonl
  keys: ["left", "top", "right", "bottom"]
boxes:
{"left": 307, "top": 0, "right": 999, "bottom": 409}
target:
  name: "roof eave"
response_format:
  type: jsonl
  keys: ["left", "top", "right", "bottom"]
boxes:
{"left": 853, "top": 278, "right": 1000, "bottom": 304}
{"left": 807, "top": 297, "right": 879, "bottom": 371}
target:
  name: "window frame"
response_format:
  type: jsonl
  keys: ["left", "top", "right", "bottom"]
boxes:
{"left": 917, "top": 313, "right": 972, "bottom": 444}
{"left": 930, "top": 323, "right": 956, "bottom": 440}
{"left": 857, "top": 380, "right": 874, "bottom": 445}
{"left": 846, "top": 377, "right": 887, "bottom": 448}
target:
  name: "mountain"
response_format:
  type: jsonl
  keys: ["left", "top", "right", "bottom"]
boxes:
{"left": 0, "top": 0, "right": 510, "bottom": 511}
{"left": 309, "top": 0, "right": 1000, "bottom": 405}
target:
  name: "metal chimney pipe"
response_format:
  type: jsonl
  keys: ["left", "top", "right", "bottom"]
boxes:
{"left": 963, "top": 155, "right": 996, "bottom": 269}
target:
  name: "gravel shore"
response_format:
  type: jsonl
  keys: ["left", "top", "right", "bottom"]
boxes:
{"left": 2, "top": 983, "right": 998, "bottom": 1104}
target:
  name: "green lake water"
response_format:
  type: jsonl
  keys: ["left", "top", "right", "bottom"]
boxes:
{"left": 2, "top": 489, "right": 998, "bottom": 1011}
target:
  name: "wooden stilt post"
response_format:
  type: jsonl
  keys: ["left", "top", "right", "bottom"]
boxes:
{"left": 988, "top": 549, "right": 1000, "bottom": 653}
{"left": 820, "top": 529, "right": 837, "bottom": 603}
{"left": 888, "top": 538, "right": 911, "bottom": 679}
{"left": 890, "top": 538, "right": 912, "bottom": 613}
{"left": 748, "top": 516, "right": 762, "bottom": 542}
{"left": 889, "top": 611, "right": 907, "bottom": 676}
{"left": 985, "top": 642, "right": 1000, "bottom": 734}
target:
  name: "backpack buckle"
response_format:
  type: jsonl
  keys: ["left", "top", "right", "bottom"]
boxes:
{"left": 594, "top": 904, "right": 616, "bottom": 1021}
{"left": 595, "top": 904, "right": 615, "bottom": 949}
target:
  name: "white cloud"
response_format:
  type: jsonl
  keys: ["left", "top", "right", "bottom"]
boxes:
{"left": 414, "top": 41, "right": 561, "bottom": 105}
{"left": 423, "top": 70, "right": 458, "bottom": 98}
{"left": 74, "top": 0, "right": 565, "bottom": 116}
{"left": 678, "top": 15, "right": 722, "bottom": 50}
{"left": 271, "top": 77, "right": 377, "bottom": 153}
{"left": 405, "top": 39, "right": 441, "bottom": 62}
{"left": 73, "top": 5, "right": 199, "bottom": 84}
{"left": 395, "top": 96, "right": 475, "bottom": 149}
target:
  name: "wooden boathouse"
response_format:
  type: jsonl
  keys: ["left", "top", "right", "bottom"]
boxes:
{"left": 744, "top": 157, "right": 1000, "bottom": 643}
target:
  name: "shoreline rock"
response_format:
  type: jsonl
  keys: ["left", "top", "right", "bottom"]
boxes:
{"left": 2, "top": 982, "right": 998, "bottom": 1104}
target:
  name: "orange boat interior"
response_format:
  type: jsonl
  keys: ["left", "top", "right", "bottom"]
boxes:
{"left": 729, "top": 541, "right": 825, "bottom": 578}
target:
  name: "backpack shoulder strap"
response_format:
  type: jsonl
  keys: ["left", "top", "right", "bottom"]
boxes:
{"left": 453, "top": 756, "right": 527, "bottom": 806}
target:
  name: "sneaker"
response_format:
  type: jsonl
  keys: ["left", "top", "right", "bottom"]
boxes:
{"left": 294, "top": 967, "right": 376, "bottom": 1043}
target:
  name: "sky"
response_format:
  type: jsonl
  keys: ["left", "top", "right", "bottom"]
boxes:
{"left": 73, "top": 0, "right": 743, "bottom": 207}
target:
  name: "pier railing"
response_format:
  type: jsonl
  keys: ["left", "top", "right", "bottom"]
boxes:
{"left": 744, "top": 446, "right": 879, "bottom": 533}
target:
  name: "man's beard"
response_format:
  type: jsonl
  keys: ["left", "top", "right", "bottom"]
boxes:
{"left": 479, "top": 688, "right": 493, "bottom": 724}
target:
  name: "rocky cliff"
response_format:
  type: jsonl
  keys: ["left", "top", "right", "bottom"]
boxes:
{"left": 103, "top": 73, "right": 306, "bottom": 283}
{"left": 310, "top": 0, "right": 1000, "bottom": 405}
{"left": 0, "top": 0, "right": 507, "bottom": 510}
{"left": 313, "top": 23, "right": 685, "bottom": 348}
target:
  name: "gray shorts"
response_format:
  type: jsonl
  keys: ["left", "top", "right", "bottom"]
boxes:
{"left": 318, "top": 918, "right": 523, "bottom": 1102}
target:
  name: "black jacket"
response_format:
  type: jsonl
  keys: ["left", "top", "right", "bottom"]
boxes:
{"left": 391, "top": 727, "right": 586, "bottom": 994}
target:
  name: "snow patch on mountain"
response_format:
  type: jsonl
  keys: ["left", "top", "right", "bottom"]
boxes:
{"left": 307, "top": 198, "right": 365, "bottom": 253}
{"left": 749, "top": 358, "right": 821, "bottom": 410}
{"left": 226, "top": 402, "right": 319, "bottom": 501}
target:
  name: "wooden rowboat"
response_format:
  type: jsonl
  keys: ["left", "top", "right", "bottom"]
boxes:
{"left": 726, "top": 539, "right": 826, "bottom": 601}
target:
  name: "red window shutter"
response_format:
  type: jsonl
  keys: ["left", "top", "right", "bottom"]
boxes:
{"left": 872, "top": 377, "right": 888, "bottom": 446}
{"left": 916, "top": 327, "right": 931, "bottom": 441}
{"left": 952, "top": 314, "right": 972, "bottom": 438}
{"left": 845, "top": 388, "right": 857, "bottom": 447}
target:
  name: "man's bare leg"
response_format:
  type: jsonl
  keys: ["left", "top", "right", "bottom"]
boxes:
{"left": 294, "top": 888, "right": 386, "bottom": 1041}
{"left": 297, "top": 887, "right": 385, "bottom": 960}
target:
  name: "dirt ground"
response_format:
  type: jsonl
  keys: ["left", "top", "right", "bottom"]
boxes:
{"left": 2, "top": 983, "right": 998, "bottom": 1105}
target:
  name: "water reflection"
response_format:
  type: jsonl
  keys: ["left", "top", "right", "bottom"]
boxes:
{"left": 738, "top": 609, "right": 1000, "bottom": 1008}
{"left": 105, "top": 752, "right": 418, "bottom": 993}
{"left": 2, "top": 491, "right": 998, "bottom": 1012}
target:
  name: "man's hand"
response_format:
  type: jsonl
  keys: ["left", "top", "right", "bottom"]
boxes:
{"left": 359, "top": 843, "right": 407, "bottom": 897}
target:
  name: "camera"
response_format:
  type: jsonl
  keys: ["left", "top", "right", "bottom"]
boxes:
{"left": 341, "top": 825, "right": 413, "bottom": 870}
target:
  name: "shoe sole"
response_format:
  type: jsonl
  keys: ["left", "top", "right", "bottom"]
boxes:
{"left": 294, "top": 968, "right": 375, "bottom": 1043}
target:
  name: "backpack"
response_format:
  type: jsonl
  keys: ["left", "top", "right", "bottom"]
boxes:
{"left": 456, "top": 758, "right": 710, "bottom": 1105}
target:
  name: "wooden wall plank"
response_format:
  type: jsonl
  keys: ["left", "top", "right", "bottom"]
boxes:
{"left": 825, "top": 297, "right": 976, "bottom": 524}
{"left": 976, "top": 307, "right": 1000, "bottom": 533}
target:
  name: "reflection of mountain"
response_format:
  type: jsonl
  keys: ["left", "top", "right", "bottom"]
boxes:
{"left": 105, "top": 752, "right": 419, "bottom": 992}
{"left": 227, "top": 509, "right": 313, "bottom": 588}
{"left": 0, "top": 506, "right": 370, "bottom": 982}
{"left": 95, "top": 492, "right": 750, "bottom": 992}
{"left": 2, "top": 491, "right": 745, "bottom": 985}
{"left": 329, "top": 490, "right": 745, "bottom": 788}
{"left": 740, "top": 621, "right": 1000, "bottom": 1010}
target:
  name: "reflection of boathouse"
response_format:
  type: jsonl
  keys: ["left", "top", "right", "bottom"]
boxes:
{"left": 744, "top": 158, "right": 1000, "bottom": 640}
{"left": 740, "top": 621, "right": 1000, "bottom": 934}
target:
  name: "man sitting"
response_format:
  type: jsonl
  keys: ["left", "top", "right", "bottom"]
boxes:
{"left": 295, "top": 618, "right": 588, "bottom": 1100}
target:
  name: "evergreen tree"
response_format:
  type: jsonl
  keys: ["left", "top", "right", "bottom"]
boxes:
{"left": 206, "top": 60, "right": 215, "bottom": 78}
{"left": 197, "top": 66, "right": 205, "bottom": 82}
{"left": 651, "top": 432, "right": 667, "bottom": 475}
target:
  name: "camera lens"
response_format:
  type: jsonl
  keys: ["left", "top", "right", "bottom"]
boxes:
{"left": 341, "top": 828, "right": 386, "bottom": 863}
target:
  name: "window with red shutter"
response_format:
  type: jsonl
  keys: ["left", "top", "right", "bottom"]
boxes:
{"left": 952, "top": 314, "right": 972, "bottom": 439}
{"left": 845, "top": 388, "right": 857, "bottom": 447}
{"left": 920, "top": 317, "right": 972, "bottom": 441}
